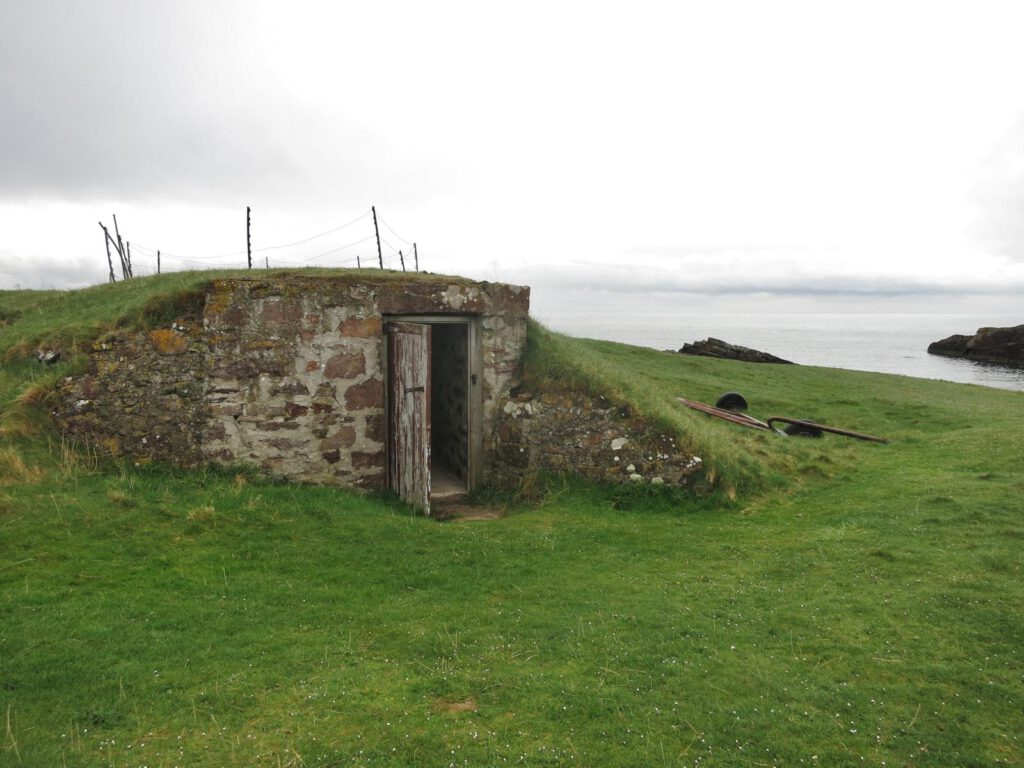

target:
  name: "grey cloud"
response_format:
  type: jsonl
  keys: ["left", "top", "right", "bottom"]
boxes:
{"left": 506, "top": 257, "right": 1024, "bottom": 298}
{"left": 0, "top": 250, "right": 104, "bottom": 290}
{"left": 0, "top": 2, "right": 439, "bottom": 209}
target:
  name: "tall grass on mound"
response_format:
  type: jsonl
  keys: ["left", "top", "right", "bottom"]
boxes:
{"left": 0, "top": 445, "right": 44, "bottom": 484}
{"left": 1, "top": 273, "right": 208, "bottom": 364}
{"left": 523, "top": 320, "right": 846, "bottom": 498}
{"left": 0, "top": 267, "right": 474, "bottom": 444}
{"left": 0, "top": 267, "right": 472, "bottom": 365}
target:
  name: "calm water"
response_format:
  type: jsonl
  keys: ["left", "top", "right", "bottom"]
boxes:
{"left": 536, "top": 311, "right": 1024, "bottom": 392}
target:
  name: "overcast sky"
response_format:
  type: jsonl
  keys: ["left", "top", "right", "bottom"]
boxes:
{"left": 2, "top": 0, "right": 1023, "bottom": 317}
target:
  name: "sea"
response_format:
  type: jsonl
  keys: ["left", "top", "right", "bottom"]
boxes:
{"left": 535, "top": 311, "right": 1024, "bottom": 392}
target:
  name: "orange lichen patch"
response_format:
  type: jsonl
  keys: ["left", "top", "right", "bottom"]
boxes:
{"left": 102, "top": 436, "right": 122, "bottom": 457}
{"left": 432, "top": 698, "right": 478, "bottom": 714}
{"left": 205, "top": 283, "right": 235, "bottom": 315}
{"left": 148, "top": 329, "right": 188, "bottom": 355}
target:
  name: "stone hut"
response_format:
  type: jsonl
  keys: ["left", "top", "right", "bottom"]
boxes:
{"left": 56, "top": 274, "right": 529, "bottom": 514}
{"left": 56, "top": 273, "right": 705, "bottom": 513}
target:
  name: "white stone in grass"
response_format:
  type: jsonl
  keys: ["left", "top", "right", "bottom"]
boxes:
{"left": 651, "top": 477, "right": 664, "bottom": 485}
{"left": 626, "top": 464, "right": 635, "bottom": 472}
{"left": 611, "top": 437, "right": 628, "bottom": 451}
{"left": 629, "top": 473, "right": 643, "bottom": 482}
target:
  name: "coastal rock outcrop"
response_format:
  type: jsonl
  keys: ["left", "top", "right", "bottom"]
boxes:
{"left": 679, "top": 338, "right": 794, "bottom": 365}
{"left": 927, "top": 325, "right": 1024, "bottom": 366}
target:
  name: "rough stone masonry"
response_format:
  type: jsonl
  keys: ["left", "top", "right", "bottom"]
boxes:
{"left": 56, "top": 275, "right": 529, "bottom": 491}
{"left": 493, "top": 391, "right": 704, "bottom": 488}
{"left": 55, "top": 274, "right": 704, "bottom": 494}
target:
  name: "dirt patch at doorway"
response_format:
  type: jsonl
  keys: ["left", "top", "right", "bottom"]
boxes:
{"left": 432, "top": 503, "right": 507, "bottom": 521}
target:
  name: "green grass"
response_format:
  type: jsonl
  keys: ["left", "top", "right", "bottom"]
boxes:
{"left": 521, "top": 320, "right": 978, "bottom": 498}
{"left": 1, "top": 274, "right": 1022, "bottom": 766}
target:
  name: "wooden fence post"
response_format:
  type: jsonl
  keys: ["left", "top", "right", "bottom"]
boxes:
{"left": 372, "top": 206, "right": 383, "bottom": 269}
{"left": 112, "top": 214, "right": 129, "bottom": 279}
{"left": 99, "top": 222, "right": 116, "bottom": 283}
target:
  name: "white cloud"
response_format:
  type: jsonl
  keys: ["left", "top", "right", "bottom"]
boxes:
{"left": 970, "top": 114, "right": 1024, "bottom": 261}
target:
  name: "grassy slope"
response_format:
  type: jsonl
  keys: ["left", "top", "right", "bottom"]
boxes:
{"left": 0, "top": 268, "right": 479, "bottom": 360}
{"left": 1, "top": 275, "right": 1022, "bottom": 767}
{"left": 522, "top": 321, "right": 955, "bottom": 497}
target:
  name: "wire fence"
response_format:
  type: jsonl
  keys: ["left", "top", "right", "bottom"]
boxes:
{"left": 112, "top": 207, "right": 419, "bottom": 280}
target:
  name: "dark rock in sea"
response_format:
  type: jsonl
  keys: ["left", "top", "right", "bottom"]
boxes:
{"left": 678, "top": 338, "right": 794, "bottom": 365}
{"left": 927, "top": 325, "right": 1024, "bottom": 366}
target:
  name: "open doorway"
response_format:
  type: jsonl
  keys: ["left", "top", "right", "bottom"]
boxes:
{"left": 386, "top": 317, "right": 479, "bottom": 514}
{"left": 430, "top": 323, "right": 469, "bottom": 501}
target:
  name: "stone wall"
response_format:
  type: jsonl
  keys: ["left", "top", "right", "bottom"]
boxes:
{"left": 492, "top": 390, "right": 704, "bottom": 487}
{"left": 200, "top": 279, "right": 390, "bottom": 488}
{"left": 57, "top": 322, "right": 208, "bottom": 466}
{"left": 55, "top": 275, "right": 529, "bottom": 492}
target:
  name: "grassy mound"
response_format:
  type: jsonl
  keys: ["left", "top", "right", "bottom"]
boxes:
{"left": 0, "top": 268, "right": 478, "bottom": 362}
{"left": 6, "top": 270, "right": 858, "bottom": 497}
{"left": 1, "top": 269, "right": 1018, "bottom": 496}
{"left": 0, "top": 268, "right": 479, "bottom": 437}
{"left": 1, "top": 273, "right": 1022, "bottom": 766}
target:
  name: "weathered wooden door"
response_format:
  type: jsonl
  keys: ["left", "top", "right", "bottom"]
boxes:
{"left": 387, "top": 322, "right": 432, "bottom": 513}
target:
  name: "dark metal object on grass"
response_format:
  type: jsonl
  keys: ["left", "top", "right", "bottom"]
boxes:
{"left": 782, "top": 421, "right": 823, "bottom": 438}
{"left": 715, "top": 391, "right": 749, "bottom": 411}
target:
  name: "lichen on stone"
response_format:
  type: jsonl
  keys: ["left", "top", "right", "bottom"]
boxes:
{"left": 148, "top": 328, "right": 188, "bottom": 355}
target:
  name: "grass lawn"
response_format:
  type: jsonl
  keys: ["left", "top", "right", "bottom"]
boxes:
{"left": 1, "top": 274, "right": 1022, "bottom": 766}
